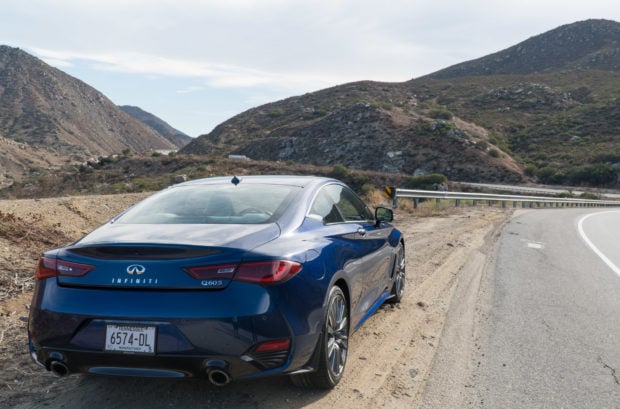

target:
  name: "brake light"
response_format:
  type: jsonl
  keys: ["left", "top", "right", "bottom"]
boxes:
{"left": 35, "top": 257, "right": 94, "bottom": 279}
{"left": 235, "top": 261, "right": 302, "bottom": 284}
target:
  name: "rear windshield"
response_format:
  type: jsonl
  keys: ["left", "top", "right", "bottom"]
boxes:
{"left": 116, "top": 183, "right": 301, "bottom": 224}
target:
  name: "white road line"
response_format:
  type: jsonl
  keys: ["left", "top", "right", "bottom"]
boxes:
{"left": 577, "top": 211, "right": 620, "bottom": 278}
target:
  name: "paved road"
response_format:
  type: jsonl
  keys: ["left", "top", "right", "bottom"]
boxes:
{"left": 421, "top": 209, "right": 620, "bottom": 408}
{"left": 476, "top": 209, "right": 620, "bottom": 408}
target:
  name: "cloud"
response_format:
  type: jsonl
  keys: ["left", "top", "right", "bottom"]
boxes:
{"left": 39, "top": 58, "right": 74, "bottom": 68}
{"left": 30, "top": 47, "right": 344, "bottom": 93}
{"left": 176, "top": 85, "right": 206, "bottom": 94}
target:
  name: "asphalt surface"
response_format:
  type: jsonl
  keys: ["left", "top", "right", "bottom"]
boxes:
{"left": 473, "top": 209, "right": 620, "bottom": 408}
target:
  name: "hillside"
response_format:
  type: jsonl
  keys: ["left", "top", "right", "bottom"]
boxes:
{"left": 119, "top": 105, "right": 192, "bottom": 148}
{"left": 181, "top": 19, "right": 620, "bottom": 186}
{"left": 426, "top": 19, "right": 620, "bottom": 79}
{"left": 0, "top": 46, "right": 177, "bottom": 181}
{"left": 181, "top": 81, "right": 524, "bottom": 183}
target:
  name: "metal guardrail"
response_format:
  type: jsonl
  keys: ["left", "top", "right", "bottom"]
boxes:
{"left": 394, "top": 189, "right": 620, "bottom": 209}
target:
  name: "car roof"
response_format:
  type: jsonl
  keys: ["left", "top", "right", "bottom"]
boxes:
{"left": 176, "top": 175, "right": 339, "bottom": 189}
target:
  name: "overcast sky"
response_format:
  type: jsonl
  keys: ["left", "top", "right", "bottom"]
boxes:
{"left": 1, "top": 0, "right": 619, "bottom": 137}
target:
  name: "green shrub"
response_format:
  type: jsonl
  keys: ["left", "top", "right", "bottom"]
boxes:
{"left": 428, "top": 109, "right": 453, "bottom": 120}
{"left": 360, "top": 183, "right": 376, "bottom": 196}
{"left": 488, "top": 148, "right": 500, "bottom": 158}
{"left": 579, "top": 192, "right": 601, "bottom": 200}
{"left": 269, "top": 108, "right": 285, "bottom": 117}
{"left": 524, "top": 164, "right": 538, "bottom": 177}
{"left": 405, "top": 173, "right": 448, "bottom": 190}
{"left": 566, "top": 163, "right": 617, "bottom": 186}
{"left": 329, "top": 164, "right": 349, "bottom": 179}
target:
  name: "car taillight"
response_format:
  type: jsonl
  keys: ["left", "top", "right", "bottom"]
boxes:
{"left": 184, "top": 260, "right": 302, "bottom": 285}
{"left": 35, "top": 257, "right": 94, "bottom": 279}
{"left": 235, "top": 260, "right": 302, "bottom": 284}
{"left": 35, "top": 257, "right": 57, "bottom": 279}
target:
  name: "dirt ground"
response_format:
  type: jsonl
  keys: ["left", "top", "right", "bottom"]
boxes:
{"left": 0, "top": 193, "right": 510, "bottom": 409}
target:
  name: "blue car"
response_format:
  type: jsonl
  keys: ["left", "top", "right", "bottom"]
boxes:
{"left": 28, "top": 175, "right": 405, "bottom": 388}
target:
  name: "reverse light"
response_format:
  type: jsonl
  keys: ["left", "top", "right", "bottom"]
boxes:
{"left": 35, "top": 257, "right": 94, "bottom": 279}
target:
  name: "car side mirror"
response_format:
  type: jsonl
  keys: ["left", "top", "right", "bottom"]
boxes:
{"left": 375, "top": 207, "right": 393, "bottom": 225}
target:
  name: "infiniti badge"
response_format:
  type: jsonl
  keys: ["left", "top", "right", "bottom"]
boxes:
{"left": 126, "top": 264, "right": 146, "bottom": 275}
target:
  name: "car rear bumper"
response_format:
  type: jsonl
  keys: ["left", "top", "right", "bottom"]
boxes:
{"left": 28, "top": 280, "right": 321, "bottom": 381}
{"left": 29, "top": 342, "right": 295, "bottom": 381}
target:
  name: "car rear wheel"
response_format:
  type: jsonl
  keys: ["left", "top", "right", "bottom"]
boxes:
{"left": 388, "top": 244, "right": 405, "bottom": 304}
{"left": 291, "top": 285, "right": 349, "bottom": 389}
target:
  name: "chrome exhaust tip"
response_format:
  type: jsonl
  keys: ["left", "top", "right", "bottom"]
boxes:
{"left": 206, "top": 367, "right": 231, "bottom": 386}
{"left": 49, "top": 360, "right": 70, "bottom": 377}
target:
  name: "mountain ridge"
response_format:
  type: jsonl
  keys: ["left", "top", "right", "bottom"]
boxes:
{"left": 119, "top": 105, "right": 192, "bottom": 148}
{"left": 424, "top": 19, "right": 620, "bottom": 79}
{"left": 0, "top": 45, "right": 177, "bottom": 180}
{"left": 180, "top": 19, "right": 620, "bottom": 186}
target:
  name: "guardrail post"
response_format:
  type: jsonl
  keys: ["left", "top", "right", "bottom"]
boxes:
{"left": 488, "top": 200, "right": 493, "bottom": 207}
{"left": 435, "top": 198, "right": 441, "bottom": 208}
{"left": 455, "top": 199, "right": 460, "bottom": 207}
{"left": 530, "top": 202, "right": 534, "bottom": 208}
{"left": 513, "top": 201, "right": 517, "bottom": 208}
{"left": 522, "top": 201, "right": 526, "bottom": 208}
{"left": 472, "top": 200, "right": 477, "bottom": 207}
{"left": 502, "top": 201, "right": 506, "bottom": 208}
{"left": 413, "top": 198, "right": 419, "bottom": 209}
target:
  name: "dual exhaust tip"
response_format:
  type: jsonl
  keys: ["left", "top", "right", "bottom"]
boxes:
{"left": 49, "top": 360, "right": 232, "bottom": 386}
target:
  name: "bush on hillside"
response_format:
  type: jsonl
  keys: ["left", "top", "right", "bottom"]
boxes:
{"left": 405, "top": 173, "right": 448, "bottom": 190}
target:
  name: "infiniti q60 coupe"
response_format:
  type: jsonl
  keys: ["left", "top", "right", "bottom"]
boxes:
{"left": 28, "top": 175, "right": 405, "bottom": 388}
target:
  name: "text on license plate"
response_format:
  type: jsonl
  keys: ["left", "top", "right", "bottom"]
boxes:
{"left": 105, "top": 324, "right": 156, "bottom": 354}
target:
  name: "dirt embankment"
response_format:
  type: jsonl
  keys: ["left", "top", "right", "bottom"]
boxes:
{"left": 0, "top": 194, "right": 510, "bottom": 409}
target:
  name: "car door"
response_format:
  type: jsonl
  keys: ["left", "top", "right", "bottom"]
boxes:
{"left": 309, "top": 184, "right": 393, "bottom": 326}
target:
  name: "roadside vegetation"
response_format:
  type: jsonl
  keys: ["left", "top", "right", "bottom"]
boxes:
{"left": 0, "top": 156, "right": 416, "bottom": 202}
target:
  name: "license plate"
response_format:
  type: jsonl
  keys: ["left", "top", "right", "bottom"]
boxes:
{"left": 105, "top": 324, "right": 156, "bottom": 354}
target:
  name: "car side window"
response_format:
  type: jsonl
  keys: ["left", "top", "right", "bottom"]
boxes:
{"left": 309, "top": 185, "right": 373, "bottom": 224}
{"left": 309, "top": 189, "right": 344, "bottom": 224}
{"left": 329, "top": 185, "right": 374, "bottom": 222}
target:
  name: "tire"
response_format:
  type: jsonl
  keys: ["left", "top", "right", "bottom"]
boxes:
{"left": 387, "top": 243, "right": 405, "bottom": 304}
{"left": 290, "top": 285, "right": 349, "bottom": 389}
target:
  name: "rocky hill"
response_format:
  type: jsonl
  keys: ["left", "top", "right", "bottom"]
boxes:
{"left": 0, "top": 46, "right": 177, "bottom": 182}
{"left": 181, "top": 19, "right": 620, "bottom": 186}
{"left": 119, "top": 105, "right": 192, "bottom": 148}
{"left": 426, "top": 19, "right": 620, "bottom": 79}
